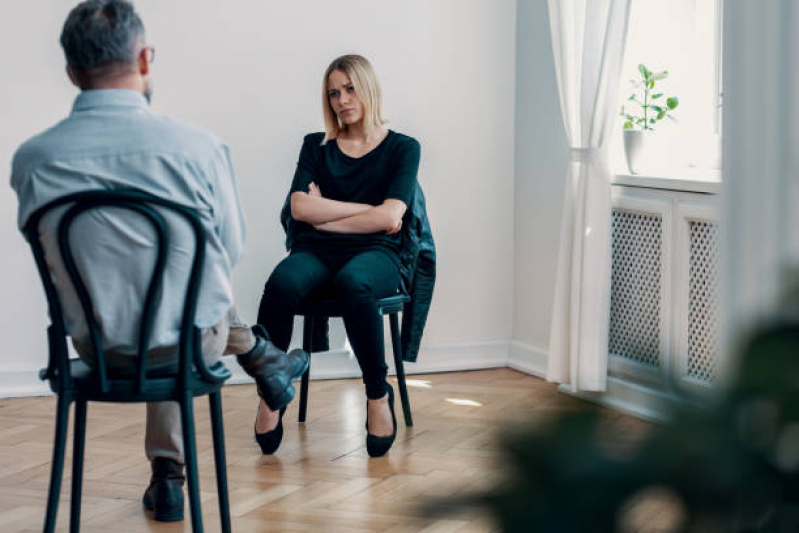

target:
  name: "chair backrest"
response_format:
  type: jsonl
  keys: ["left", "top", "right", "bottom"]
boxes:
{"left": 24, "top": 189, "right": 226, "bottom": 395}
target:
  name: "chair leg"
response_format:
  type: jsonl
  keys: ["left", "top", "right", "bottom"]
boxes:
{"left": 299, "top": 315, "right": 313, "bottom": 423}
{"left": 208, "top": 391, "right": 231, "bottom": 533}
{"left": 180, "top": 394, "right": 204, "bottom": 533}
{"left": 44, "top": 393, "right": 72, "bottom": 533}
{"left": 69, "top": 399, "right": 87, "bottom": 533}
{"left": 389, "top": 313, "right": 413, "bottom": 427}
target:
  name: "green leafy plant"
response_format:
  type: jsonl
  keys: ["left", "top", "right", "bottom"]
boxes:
{"left": 620, "top": 64, "right": 679, "bottom": 131}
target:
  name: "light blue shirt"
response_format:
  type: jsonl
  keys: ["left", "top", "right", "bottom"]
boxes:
{"left": 11, "top": 89, "right": 246, "bottom": 355}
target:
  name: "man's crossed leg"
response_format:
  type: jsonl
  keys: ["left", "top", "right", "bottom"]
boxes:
{"left": 100, "top": 307, "right": 309, "bottom": 522}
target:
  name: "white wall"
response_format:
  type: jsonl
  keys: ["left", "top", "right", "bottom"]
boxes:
{"left": 510, "top": 0, "right": 567, "bottom": 376}
{"left": 0, "top": 0, "right": 517, "bottom": 395}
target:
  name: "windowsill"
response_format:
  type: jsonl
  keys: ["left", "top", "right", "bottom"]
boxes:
{"left": 612, "top": 167, "right": 722, "bottom": 195}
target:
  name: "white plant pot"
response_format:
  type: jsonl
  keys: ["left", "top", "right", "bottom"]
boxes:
{"left": 623, "top": 130, "right": 646, "bottom": 174}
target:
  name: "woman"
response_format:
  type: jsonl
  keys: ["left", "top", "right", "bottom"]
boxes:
{"left": 254, "top": 54, "right": 420, "bottom": 457}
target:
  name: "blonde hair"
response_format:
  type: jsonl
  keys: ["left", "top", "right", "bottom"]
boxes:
{"left": 322, "top": 54, "right": 387, "bottom": 144}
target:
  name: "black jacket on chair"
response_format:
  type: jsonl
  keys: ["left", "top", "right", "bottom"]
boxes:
{"left": 279, "top": 183, "right": 435, "bottom": 362}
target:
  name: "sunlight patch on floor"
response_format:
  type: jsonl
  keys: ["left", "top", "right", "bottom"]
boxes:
{"left": 446, "top": 398, "right": 483, "bottom": 407}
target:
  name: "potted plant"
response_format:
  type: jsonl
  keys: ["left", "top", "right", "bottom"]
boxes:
{"left": 620, "top": 64, "right": 679, "bottom": 174}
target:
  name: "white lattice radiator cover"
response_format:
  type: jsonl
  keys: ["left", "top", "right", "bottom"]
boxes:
{"left": 608, "top": 204, "right": 720, "bottom": 386}
{"left": 609, "top": 209, "right": 663, "bottom": 368}
{"left": 687, "top": 220, "right": 720, "bottom": 382}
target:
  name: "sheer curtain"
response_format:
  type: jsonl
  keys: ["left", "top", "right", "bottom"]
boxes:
{"left": 546, "top": 0, "right": 632, "bottom": 391}
{"left": 723, "top": 1, "right": 799, "bottom": 357}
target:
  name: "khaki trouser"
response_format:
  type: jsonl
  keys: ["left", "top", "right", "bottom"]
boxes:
{"left": 76, "top": 307, "right": 256, "bottom": 464}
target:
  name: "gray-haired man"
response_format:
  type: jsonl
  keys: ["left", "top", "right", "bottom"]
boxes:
{"left": 10, "top": 0, "right": 308, "bottom": 522}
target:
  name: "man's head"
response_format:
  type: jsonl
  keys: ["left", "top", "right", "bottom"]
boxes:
{"left": 60, "top": 0, "right": 153, "bottom": 99}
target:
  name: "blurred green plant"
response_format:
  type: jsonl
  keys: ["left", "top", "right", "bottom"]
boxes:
{"left": 427, "top": 324, "right": 799, "bottom": 532}
{"left": 620, "top": 64, "right": 679, "bottom": 131}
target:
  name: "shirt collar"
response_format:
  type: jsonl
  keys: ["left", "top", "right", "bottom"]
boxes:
{"left": 71, "top": 89, "right": 149, "bottom": 114}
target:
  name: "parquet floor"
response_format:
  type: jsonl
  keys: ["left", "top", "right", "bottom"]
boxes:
{"left": 0, "top": 369, "right": 652, "bottom": 532}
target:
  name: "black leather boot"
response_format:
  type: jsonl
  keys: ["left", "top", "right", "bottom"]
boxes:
{"left": 142, "top": 457, "right": 184, "bottom": 522}
{"left": 237, "top": 325, "right": 309, "bottom": 411}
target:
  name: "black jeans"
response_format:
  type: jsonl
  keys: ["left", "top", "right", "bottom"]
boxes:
{"left": 257, "top": 249, "right": 401, "bottom": 399}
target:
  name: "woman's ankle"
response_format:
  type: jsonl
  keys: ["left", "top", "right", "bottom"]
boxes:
{"left": 255, "top": 399, "right": 280, "bottom": 433}
{"left": 367, "top": 394, "right": 388, "bottom": 405}
{"left": 367, "top": 398, "right": 392, "bottom": 435}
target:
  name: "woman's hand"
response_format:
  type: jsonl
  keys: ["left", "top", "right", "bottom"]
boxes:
{"left": 386, "top": 220, "right": 402, "bottom": 235}
{"left": 308, "top": 183, "right": 327, "bottom": 231}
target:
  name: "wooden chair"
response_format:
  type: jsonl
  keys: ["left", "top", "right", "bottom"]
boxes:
{"left": 25, "top": 190, "right": 231, "bottom": 533}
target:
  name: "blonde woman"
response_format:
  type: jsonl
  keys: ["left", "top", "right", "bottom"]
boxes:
{"left": 254, "top": 54, "right": 420, "bottom": 457}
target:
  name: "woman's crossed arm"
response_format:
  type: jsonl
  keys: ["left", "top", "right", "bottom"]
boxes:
{"left": 314, "top": 199, "right": 405, "bottom": 235}
{"left": 290, "top": 186, "right": 371, "bottom": 225}
{"left": 291, "top": 182, "right": 405, "bottom": 235}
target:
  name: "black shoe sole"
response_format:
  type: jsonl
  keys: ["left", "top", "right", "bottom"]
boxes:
{"left": 154, "top": 508, "right": 184, "bottom": 522}
{"left": 142, "top": 495, "right": 184, "bottom": 522}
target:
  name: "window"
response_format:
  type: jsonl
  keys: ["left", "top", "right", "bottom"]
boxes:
{"left": 614, "top": 0, "right": 723, "bottom": 177}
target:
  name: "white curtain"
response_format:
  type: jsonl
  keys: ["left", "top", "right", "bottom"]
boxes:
{"left": 723, "top": 1, "right": 799, "bottom": 355}
{"left": 546, "top": 0, "right": 632, "bottom": 391}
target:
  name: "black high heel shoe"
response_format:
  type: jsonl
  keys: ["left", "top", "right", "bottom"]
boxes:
{"left": 254, "top": 405, "right": 286, "bottom": 455}
{"left": 366, "top": 383, "right": 397, "bottom": 458}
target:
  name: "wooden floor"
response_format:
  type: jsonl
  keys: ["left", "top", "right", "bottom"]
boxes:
{"left": 0, "top": 369, "right": 652, "bottom": 532}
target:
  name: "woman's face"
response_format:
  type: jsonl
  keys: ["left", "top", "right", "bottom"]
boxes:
{"left": 327, "top": 69, "right": 363, "bottom": 126}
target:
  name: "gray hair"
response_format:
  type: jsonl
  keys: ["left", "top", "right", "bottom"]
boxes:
{"left": 60, "top": 0, "right": 144, "bottom": 75}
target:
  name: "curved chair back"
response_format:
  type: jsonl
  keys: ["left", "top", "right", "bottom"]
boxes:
{"left": 24, "top": 189, "right": 227, "bottom": 394}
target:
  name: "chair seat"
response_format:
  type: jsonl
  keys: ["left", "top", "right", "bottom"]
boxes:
{"left": 43, "top": 359, "right": 231, "bottom": 403}
{"left": 297, "top": 293, "right": 410, "bottom": 318}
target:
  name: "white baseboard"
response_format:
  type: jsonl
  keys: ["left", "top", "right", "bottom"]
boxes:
{"left": 406, "top": 341, "right": 510, "bottom": 373}
{"left": 558, "top": 376, "right": 683, "bottom": 424}
{"left": 0, "top": 341, "right": 511, "bottom": 397}
{"left": 507, "top": 341, "right": 548, "bottom": 378}
{"left": 0, "top": 342, "right": 684, "bottom": 426}
{"left": 225, "top": 341, "right": 510, "bottom": 386}
{"left": 0, "top": 370, "right": 53, "bottom": 398}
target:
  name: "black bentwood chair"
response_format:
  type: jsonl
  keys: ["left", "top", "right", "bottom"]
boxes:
{"left": 296, "top": 294, "right": 414, "bottom": 427}
{"left": 25, "top": 190, "right": 232, "bottom": 533}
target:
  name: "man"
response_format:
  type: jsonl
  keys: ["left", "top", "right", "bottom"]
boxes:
{"left": 10, "top": 0, "right": 308, "bottom": 523}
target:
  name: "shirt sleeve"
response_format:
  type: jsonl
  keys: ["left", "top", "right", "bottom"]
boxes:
{"left": 10, "top": 141, "right": 40, "bottom": 232}
{"left": 289, "top": 134, "right": 320, "bottom": 195}
{"left": 384, "top": 137, "right": 420, "bottom": 206}
{"left": 208, "top": 143, "right": 246, "bottom": 267}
